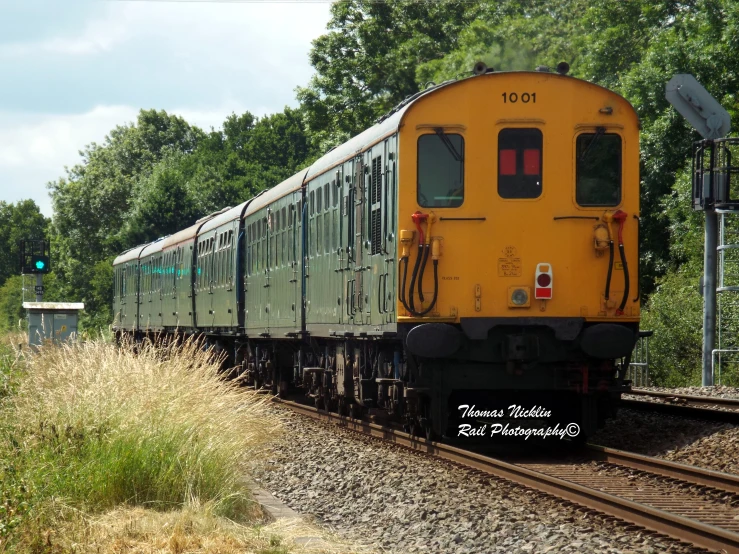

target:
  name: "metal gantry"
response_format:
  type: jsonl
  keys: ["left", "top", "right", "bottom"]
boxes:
{"left": 694, "top": 138, "right": 739, "bottom": 384}
{"left": 666, "top": 73, "right": 732, "bottom": 386}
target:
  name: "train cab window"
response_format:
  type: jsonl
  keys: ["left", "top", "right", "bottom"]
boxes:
{"left": 417, "top": 132, "right": 464, "bottom": 207}
{"left": 576, "top": 132, "right": 622, "bottom": 206}
{"left": 498, "top": 128, "right": 543, "bottom": 199}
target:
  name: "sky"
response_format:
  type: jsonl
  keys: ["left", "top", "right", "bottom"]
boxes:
{"left": 0, "top": 0, "right": 332, "bottom": 216}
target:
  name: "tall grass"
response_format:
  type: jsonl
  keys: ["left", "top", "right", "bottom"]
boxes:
{"left": 0, "top": 336, "right": 280, "bottom": 547}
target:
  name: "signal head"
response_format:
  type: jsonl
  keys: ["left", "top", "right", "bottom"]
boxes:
{"left": 30, "top": 254, "right": 51, "bottom": 274}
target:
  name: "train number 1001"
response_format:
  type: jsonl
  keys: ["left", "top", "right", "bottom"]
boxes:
{"left": 502, "top": 92, "right": 536, "bottom": 103}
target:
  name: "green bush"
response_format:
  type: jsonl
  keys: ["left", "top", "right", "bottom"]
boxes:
{"left": 641, "top": 269, "right": 703, "bottom": 386}
{"left": 0, "top": 337, "right": 279, "bottom": 548}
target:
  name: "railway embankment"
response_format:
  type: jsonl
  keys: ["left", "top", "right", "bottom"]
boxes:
{"left": 253, "top": 405, "right": 709, "bottom": 554}
{"left": 0, "top": 336, "right": 357, "bottom": 553}
{"left": 593, "top": 400, "right": 739, "bottom": 476}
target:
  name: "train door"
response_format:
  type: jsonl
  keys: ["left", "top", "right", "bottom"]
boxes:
{"left": 332, "top": 168, "right": 343, "bottom": 324}
{"left": 340, "top": 168, "right": 351, "bottom": 326}
{"left": 384, "top": 136, "right": 397, "bottom": 325}
{"left": 207, "top": 236, "right": 216, "bottom": 328}
{"left": 119, "top": 266, "right": 127, "bottom": 327}
{"left": 289, "top": 199, "right": 299, "bottom": 327}
{"left": 368, "top": 145, "right": 386, "bottom": 327}
{"left": 353, "top": 154, "right": 366, "bottom": 325}
{"left": 265, "top": 208, "right": 273, "bottom": 334}
{"left": 250, "top": 212, "right": 271, "bottom": 334}
{"left": 173, "top": 247, "right": 181, "bottom": 327}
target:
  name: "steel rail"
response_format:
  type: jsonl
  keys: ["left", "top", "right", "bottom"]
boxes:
{"left": 621, "top": 397, "right": 739, "bottom": 423}
{"left": 276, "top": 398, "right": 739, "bottom": 553}
{"left": 587, "top": 444, "right": 739, "bottom": 494}
{"left": 630, "top": 388, "right": 739, "bottom": 408}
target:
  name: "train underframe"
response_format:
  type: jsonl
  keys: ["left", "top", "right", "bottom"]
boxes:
{"left": 117, "top": 319, "right": 636, "bottom": 442}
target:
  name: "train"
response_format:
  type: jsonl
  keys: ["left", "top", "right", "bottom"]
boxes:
{"left": 113, "top": 63, "right": 640, "bottom": 440}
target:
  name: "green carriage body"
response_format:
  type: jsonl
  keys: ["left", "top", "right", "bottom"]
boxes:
{"left": 113, "top": 244, "right": 148, "bottom": 332}
{"left": 244, "top": 173, "right": 304, "bottom": 337}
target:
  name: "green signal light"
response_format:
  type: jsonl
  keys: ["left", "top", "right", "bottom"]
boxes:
{"left": 35, "top": 260, "right": 46, "bottom": 270}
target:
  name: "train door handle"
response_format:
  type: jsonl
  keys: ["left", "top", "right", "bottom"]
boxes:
{"left": 383, "top": 273, "right": 389, "bottom": 314}
{"left": 377, "top": 274, "right": 386, "bottom": 314}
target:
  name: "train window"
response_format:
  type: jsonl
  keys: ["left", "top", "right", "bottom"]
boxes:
{"left": 281, "top": 207, "right": 286, "bottom": 230}
{"left": 332, "top": 180, "right": 338, "bottom": 207}
{"left": 417, "top": 133, "right": 464, "bottom": 207}
{"left": 310, "top": 191, "right": 315, "bottom": 216}
{"left": 498, "top": 128, "right": 543, "bottom": 199}
{"left": 324, "top": 212, "right": 330, "bottom": 253}
{"left": 316, "top": 212, "right": 323, "bottom": 255}
{"left": 324, "top": 184, "right": 329, "bottom": 211}
{"left": 317, "top": 189, "right": 322, "bottom": 213}
{"left": 576, "top": 132, "right": 622, "bottom": 206}
{"left": 333, "top": 210, "right": 338, "bottom": 250}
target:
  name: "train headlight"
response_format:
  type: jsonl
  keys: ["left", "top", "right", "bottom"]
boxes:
{"left": 508, "top": 287, "right": 531, "bottom": 308}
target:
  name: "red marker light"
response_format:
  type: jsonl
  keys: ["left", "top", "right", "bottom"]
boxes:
{"left": 535, "top": 263, "right": 553, "bottom": 300}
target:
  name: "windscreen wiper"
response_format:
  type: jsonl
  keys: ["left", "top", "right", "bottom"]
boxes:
{"left": 435, "top": 128, "right": 463, "bottom": 162}
{"left": 580, "top": 126, "right": 606, "bottom": 161}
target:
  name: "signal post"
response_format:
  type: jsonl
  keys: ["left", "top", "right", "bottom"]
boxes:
{"left": 666, "top": 74, "right": 732, "bottom": 386}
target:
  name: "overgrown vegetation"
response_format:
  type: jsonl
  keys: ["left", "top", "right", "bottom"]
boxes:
{"left": 2, "top": 0, "right": 738, "bottom": 382}
{"left": 0, "top": 338, "right": 284, "bottom": 551}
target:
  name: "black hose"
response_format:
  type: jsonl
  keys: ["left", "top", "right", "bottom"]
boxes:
{"left": 618, "top": 243, "right": 630, "bottom": 313}
{"left": 605, "top": 240, "right": 614, "bottom": 300}
{"left": 417, "top": 244, "right": 430, "bottom": 302}
{"left": 409, "top": 261, "right": 439, "bottom": 316}
{"left": 399, "top": 256, "right": 412, "bottom": 314}
{"left": 399, "top": 255, "right": 439, "bottom": 317}
{"left": 408, "top": 244, "right": 425, "bottom": 312}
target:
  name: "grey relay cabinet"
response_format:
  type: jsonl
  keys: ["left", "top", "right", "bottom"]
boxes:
{"left": 23, "top": 302, "right": 84, "bottom": 346}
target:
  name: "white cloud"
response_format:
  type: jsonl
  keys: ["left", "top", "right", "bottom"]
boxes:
{"left": 0, "top": 15, "right": 129, "bottom": 57}
{"left": 0, "top": 101, "right": 274, "bottom": 216}
{"left": 0, "top": 1, "right": 331, "bottom": 216}
{"left": 0, "top": 106, "right": 138, "bottom": 214}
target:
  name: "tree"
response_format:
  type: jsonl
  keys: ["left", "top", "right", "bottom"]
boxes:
{"left": 48, "top": 110, "right": 203, "bottom": 328}
{"left": 0, "top": 200, "right": 49, "bottom": 286}
{"left": 297, "top": 0, "right": 478, "bottom": 150}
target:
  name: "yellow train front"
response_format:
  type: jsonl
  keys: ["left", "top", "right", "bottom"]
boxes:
{"left": 388, "top": 67, "right": 639, "bottom": 440}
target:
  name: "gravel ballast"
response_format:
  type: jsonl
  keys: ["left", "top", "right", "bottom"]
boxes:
{"left": 253, "top": 407, "right": 708, "bottom": 554}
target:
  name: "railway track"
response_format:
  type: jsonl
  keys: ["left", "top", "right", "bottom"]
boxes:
{"left": 275, "top": 398, "right": 739, "bottom": 553}
{"left": 623, "top": 389, "right": 739, "bottom": 423}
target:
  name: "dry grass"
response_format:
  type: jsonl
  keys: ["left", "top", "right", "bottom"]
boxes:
{"left": 8, "top": 337, "right": 280, "bottom": 516}
{"left": 0, "top": 337, "right": 286, "bottom": 551}
{"left": 37, "top": 501, "right": 367, "bottom": 554}
{"left": 0, "top": 337, "right": 369, "bottom": 553}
